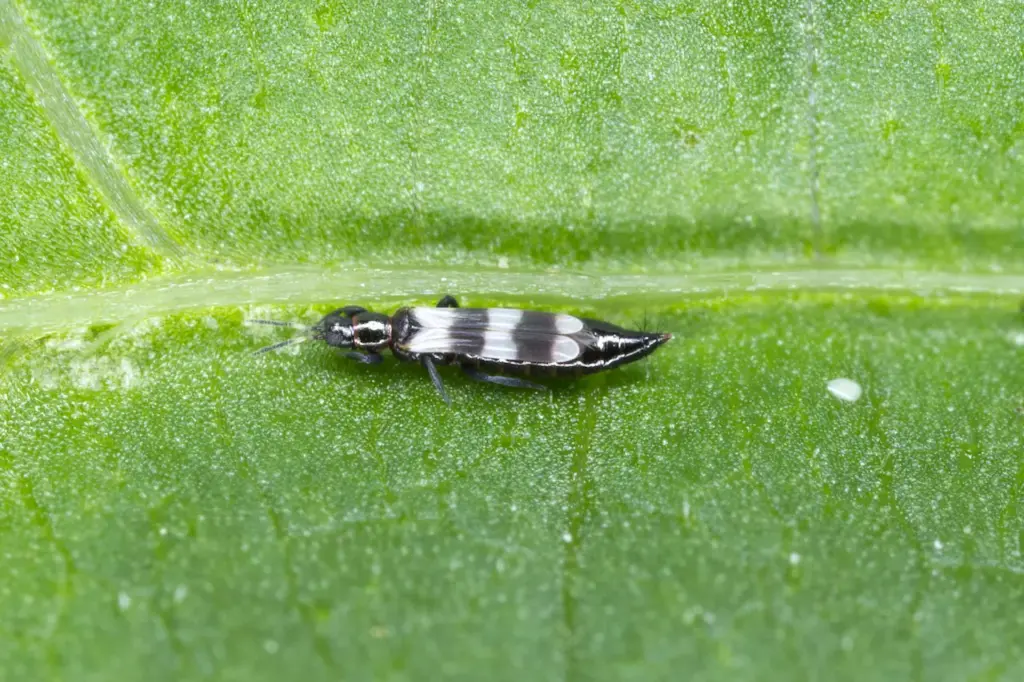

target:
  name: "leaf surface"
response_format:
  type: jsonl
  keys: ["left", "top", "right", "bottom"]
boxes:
{"left": 1, "top": 0, "right": 1023, "bottom": 679}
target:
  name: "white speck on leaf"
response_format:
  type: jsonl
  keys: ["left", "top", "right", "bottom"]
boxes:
{"left": 827, "top": 378, "right": 862, "bottom": 402}
{"left": 562, "top": 532, "right": 573, "bottom": 543}
{"left": 71, "top": 359, "right": 101, "bottom": 391}
{"left": 120, "top": 358, "right": 138, "bottom": 389}
{"left": 789, "top": 552, "right": 801, "bottom": 566}
{"left": 47, "top": 337, "right": 86, "bottom": 352}
{"left": 117, "top": 592, "right": 131, "bottom": 611}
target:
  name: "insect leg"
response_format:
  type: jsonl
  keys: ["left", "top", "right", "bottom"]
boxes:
{"left": 421, "top": 356, "right": 451, "bottom": 404}
{"left": 343, "top": 351, "right": 383, "bottom": 364}
{"left": 435, "top": 295, "right": 459, "bottom": 308}
{"left": 462, "top": 366, "right": 547, "bottom": 391}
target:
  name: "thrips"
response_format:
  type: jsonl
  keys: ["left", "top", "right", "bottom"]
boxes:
{"left": 249, "top": 296, "right": 671, "bottom": 404}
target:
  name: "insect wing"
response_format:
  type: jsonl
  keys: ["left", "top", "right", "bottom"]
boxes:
{"left": 409, "top": 307, "right": 583, "bottom": 333}
{"left": 405, "top": 308, "right": 584, "bottom": 363}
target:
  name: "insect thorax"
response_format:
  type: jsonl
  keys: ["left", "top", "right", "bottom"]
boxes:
{"left": 352, "top": 312, "right": 392, "bottom": 352}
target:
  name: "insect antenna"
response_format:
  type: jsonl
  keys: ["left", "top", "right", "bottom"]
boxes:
{"left": 245, "top": 317, "right": 317, "bottom": 355}
{"left": 245, "top": 319, "right": 309, "bottom": 329}
{"left": 252, "top": 336, "right": 308, "bottom": 356}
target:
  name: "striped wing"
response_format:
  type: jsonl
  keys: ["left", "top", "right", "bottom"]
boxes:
{"left": 404, "top": 307, "right": 585, "bottom": 364}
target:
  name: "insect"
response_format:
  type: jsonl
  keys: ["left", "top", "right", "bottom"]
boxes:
{"left": 248, "top": 296, "right": 671, "bottom": 404}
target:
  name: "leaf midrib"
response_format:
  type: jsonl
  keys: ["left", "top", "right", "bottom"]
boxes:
{"left": 0, "top": 267, "right": 1020, "bottom": 335}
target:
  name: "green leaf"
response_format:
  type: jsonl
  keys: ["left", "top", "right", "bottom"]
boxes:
{"left": 1, "top": 0, "right": 1023, "bottom": 680}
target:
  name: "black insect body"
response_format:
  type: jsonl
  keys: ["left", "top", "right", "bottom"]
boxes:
{"left": 249, "top": 296, "right": 671, "bottom": 404}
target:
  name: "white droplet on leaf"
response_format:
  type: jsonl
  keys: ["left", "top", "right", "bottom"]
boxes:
{"left": 827, "top": 378, "right": 862, "bottom": 403}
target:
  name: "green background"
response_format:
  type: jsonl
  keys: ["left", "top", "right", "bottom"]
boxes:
{"left": 1, "top": 0, "right": 1022, "bottom": 679}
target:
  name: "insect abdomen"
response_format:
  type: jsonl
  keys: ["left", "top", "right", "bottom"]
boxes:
{"left": 397, "top": 307, "right": 669, "bottom": 375}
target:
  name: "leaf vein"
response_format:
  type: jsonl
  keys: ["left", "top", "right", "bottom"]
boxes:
{"left": 0, "top": 0, "right": 183, "bottom": 260}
